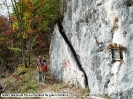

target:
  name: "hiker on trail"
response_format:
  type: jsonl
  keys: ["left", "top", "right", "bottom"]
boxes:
{"left": 41, "top": 57, "right": 47, "bottom": 80}
{"left": 41, "top": 57, "right": 46, "bottom": 66}
{"left": 36, "top": 58, "right": 40, "bottom": 65}
{"left": 36, "top": 55, "right": 42, "bottom": 67}
{"left": 39, "top": 55, "right": 42, "bottom": 62}
{"left": 36, "top": 58, "right": 43, "bottom": 83}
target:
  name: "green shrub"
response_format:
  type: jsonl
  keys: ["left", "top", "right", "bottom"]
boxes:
{"left": 85, "top": 86, "right": 90, "bottom": 93}
{"left": 104, "top": 94, "right": 113, "bottom": 99}
{"left": 21, "top": 81, "right": 38, "bottom": 93}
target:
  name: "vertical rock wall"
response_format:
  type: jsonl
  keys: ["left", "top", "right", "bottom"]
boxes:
{"left": 50, "top": 0, "right": 133, "bottom": 98}
{"left": 0, "top": 0, "right": 12, "bottom": 17}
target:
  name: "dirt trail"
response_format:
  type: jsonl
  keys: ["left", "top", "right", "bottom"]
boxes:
{"left": 34, "top": 55, "right": 90, "bottom": 99}
{"left": 36, "top": 67, "right": 90, "bottom": 99}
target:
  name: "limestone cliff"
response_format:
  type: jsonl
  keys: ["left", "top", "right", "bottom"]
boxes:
{"left": 0, "top": 0, "right": 12, "bottom": 17}
{"left": 50, "top": 0, "right": 133, "bottom": 98}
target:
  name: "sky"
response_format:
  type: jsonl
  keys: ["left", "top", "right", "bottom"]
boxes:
{"left": 0, "top": 0, "right": 12, "bottom": 17}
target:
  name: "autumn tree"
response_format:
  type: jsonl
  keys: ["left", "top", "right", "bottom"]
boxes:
{"left": 0, "top": 16, "right": 15, "bottom": 72}
{"left": 11, "top": 0, "right": 66, "bottom": 64}
{"left": 30, "top": 0, "right": 66, "bottom": 54}
{"left": 11, "top": 0, "right": 30, "bottom": 67}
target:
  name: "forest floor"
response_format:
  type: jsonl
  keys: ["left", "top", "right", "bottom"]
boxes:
{"left": 0, "top": 55, "right": 105, "bottom": 99}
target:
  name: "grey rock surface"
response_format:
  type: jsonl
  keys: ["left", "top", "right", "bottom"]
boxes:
{"left": 50, "top": 0, "right": 133, "bottom": 98}
{"left": 0, "top": 0, "right": 12, "bottom": 17}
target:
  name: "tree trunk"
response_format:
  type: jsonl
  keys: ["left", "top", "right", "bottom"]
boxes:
{"left": 11, "top": 0, "right": 27, "bottom": 67}
{"left": 28, "top": 35, "right": 31, "bottom": 67}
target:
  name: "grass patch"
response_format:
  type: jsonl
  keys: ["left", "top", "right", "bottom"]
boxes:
{"left": 17, "top": 64, "right": 27, "bottom": 72}
{"left": 85, "top": 86, "right": 90, "bottom": 93}
{"left": 2, "top": 65, "right": 38, "bottom": 93}
{"left": 48, "top": 83, "right": 68, "bottom": 92}
{"left": 48, "top": 83, "right": 60, "bottom": 92}
{"left": 104, "top": 94, "right": 113, "bottom": 99}
{"left": 20, "top": 81, "right": 38, "bottom": 93}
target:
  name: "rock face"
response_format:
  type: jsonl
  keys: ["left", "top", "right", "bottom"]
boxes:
{"left": 0, "top": 0, "right": 12, "bottom": 17}
{"left": 50, "top": 0, "right": 133, "bottom": 98}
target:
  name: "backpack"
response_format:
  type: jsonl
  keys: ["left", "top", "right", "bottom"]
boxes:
{"left": 41, "top": 59, "right": 46, "bottom": 66}
{"left": 38, "top": 65, "right": 43, "bottom": 72}
{"left": 43, "top": 65, "right": 47, "bottom": 71}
